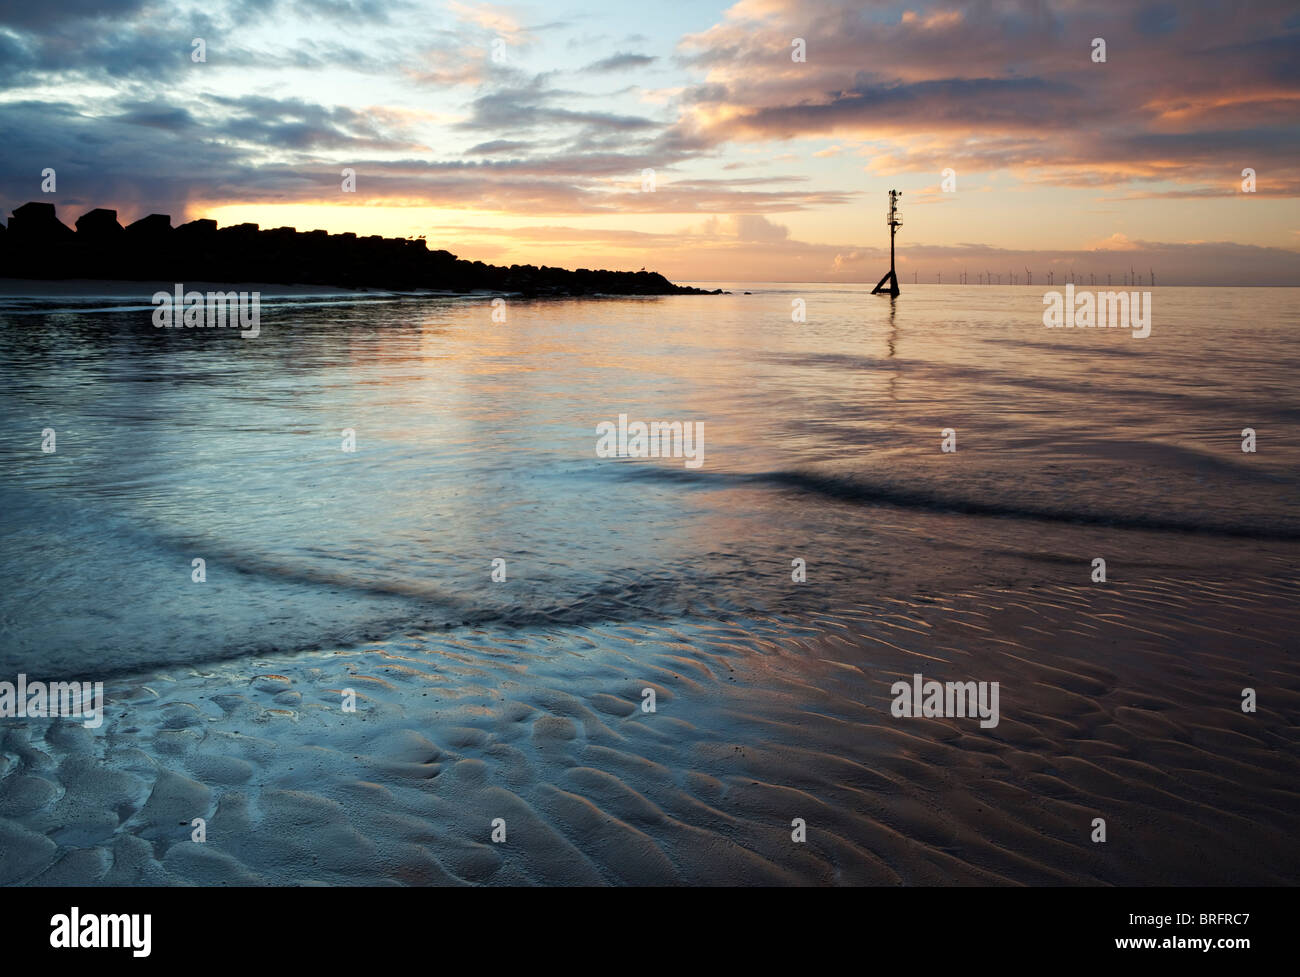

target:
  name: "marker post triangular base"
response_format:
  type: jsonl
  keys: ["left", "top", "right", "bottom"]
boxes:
{"left": 872, "top": 189, "right": 903, "bottom": 296}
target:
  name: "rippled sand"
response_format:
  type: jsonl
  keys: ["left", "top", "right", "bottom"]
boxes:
{"left": 4, "top": 569, "right": 1296, "bottom": 886}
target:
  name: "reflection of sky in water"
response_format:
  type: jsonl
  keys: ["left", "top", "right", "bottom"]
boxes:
{"left": 1, "top": 285, "right": 1297, "bottom": 674}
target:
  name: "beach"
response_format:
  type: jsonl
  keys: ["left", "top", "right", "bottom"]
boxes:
{"left": 1, "top": 283, "right": 1297, "bottom": 885}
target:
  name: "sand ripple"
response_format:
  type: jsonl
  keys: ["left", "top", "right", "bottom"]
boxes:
{"left": 2, "top": 572, "right": 1297, "bottom": 885}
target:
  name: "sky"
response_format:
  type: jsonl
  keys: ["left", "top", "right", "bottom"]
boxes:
{"left": 1, "top": 0, "right": 1298, "bottom": 284}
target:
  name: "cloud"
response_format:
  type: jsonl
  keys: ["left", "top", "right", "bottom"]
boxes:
{"left": 669, "top": 0, "right": 1300, "bottom": 196}
{"left": 0, "top": 0, "right": 148, "bottom": 29}
{"left": 1087, "top": 232, "right": 1140, "bottom": 251}
{"left": 111, "top": 102, "right": 199, "bottom": 130}
{"left": 0, "top": 0, "right": 1294, "bottom": 280}
{"left": 691, "top": 214, "right": 790, "bottom": 241}
{"left": 447, "top": 0, "right": 524, "bottom": 37}
{"left": 293, "top": 0, "right": 405, "bottom": 21}
{"left": 465, "top": 139, "right": 530, "bottom": 155}
{"left": 0, "top": 0, "right": 409, "bottom": 85}
{"left": 206, "top": 95, "right": 430, "bottom": 152}
{"left": 0, "top": 90, "right": 846, "bottom": 223}
{"left": 403, "top": 46, "right": 495, "bottom": 87}
{"left": 583, "top": 52, "right": 657, "bottom": 72}
{"left": 456, "top": 83, "right": 662, "bottom": 133}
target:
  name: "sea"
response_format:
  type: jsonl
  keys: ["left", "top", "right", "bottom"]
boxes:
{"left": 1, "top": 283, "right": 1296, "bottom": 677}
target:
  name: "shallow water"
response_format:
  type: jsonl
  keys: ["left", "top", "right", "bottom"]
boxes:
{"left": 1, "top": 283, "right": 1295, "bottom": 675}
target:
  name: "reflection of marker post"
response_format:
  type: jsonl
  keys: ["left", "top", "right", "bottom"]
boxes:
{"left": 871, "top": 189, "right": 902, "bottom": 296}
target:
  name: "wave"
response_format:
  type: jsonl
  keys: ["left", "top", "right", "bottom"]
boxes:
{"left": 610, "top": 465, "right": 1300, "bottom": 540}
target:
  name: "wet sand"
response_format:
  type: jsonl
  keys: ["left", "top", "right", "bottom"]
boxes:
{"left": 4, "top": 569, "right": 1296, "bottom": 886}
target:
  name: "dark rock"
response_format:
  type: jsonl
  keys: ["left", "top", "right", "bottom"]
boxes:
{"left": 75, "top": 208, "right": 123, "bottom": 239}
{"left": 125, "top": 214, "right": 172, "bottom": 238}
{"left": 8, "top": 202, "right": 74, "bottom": 242}
{"left": 175, "top": 218, "right": 216, "bottom": 235}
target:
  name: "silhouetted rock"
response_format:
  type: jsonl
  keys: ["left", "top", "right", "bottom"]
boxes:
{"left": 8, "top": 202, "right": 74, "bottom": 242}
{"left": 175, "top": 218, "right": 216, "bottom": 236}
{"left": 125, "top": 214, "right": 172, "bottom": 238}
{"left": 75, "top": 208, "right": 124, "bottom": 239}
{"left": 0, "top": 201, "right": 719, "bottom": 296}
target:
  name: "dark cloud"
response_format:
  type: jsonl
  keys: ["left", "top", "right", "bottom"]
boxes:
{"left": 729, "top": 76, "right": 1085, "bottom": 140}
{"left": 0, "top": 99, "right": 246, "bottom": 221}
{"left": 111, "top": 102, "right": 198, "bottom": 130}
{"left": 292, "top": 0, "right": 407, "bottom": 22}
{"left": 206, "top": 95, "right": 427, "bottom": 152}
{"left": 582, "top": 52, "right": 656, "bottom": 72}
{"left": 0, "top": 8, "right": 233, "bottom": 86}
{"left": 1134, "top": 3, "right": 1180, "bottom": 37}
{"left": 0, "top": 0, "right": 148, "bottom": 29}
{"left": 466, "top": 139, "right": 530, "bottom": 155}
{"left": 0, "top": 0, "right": 404, "bottom": 86}
{"left": 457, "top": 84, "right": 661, "bottom": 133}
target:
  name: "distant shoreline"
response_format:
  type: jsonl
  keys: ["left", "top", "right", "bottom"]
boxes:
{"left": 0, "top": 202, "right": 725, "bottom": 297}
{"left": 1, "top": 278, "right": 1291, "bottom": 299}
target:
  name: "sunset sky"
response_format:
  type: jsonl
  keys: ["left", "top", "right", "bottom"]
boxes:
{"left": 2, "top": 0, "right": 1298, "bottom": 283}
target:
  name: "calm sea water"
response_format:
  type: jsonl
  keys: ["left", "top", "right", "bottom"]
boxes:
{"left": 1, "top": 283, "right": 1296, "bottom": 676}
